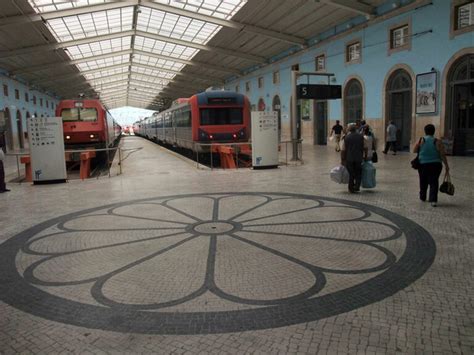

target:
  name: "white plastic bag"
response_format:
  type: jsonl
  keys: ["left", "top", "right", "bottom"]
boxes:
{"left": 329, "top": 135, "right": 334, "bottom": 142}
{"left": 330, "top": 165, "right": 349, "bottom": 184}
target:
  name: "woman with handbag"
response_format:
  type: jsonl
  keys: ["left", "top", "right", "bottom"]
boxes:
{"left": 363, "top": 126, "right": 377, "bottom": 162}
{"left": 413, "top": 124, "right": 449, "bottom": 207}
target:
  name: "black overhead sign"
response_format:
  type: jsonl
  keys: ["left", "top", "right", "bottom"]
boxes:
{"left": 297, "top": 84, "right": 342, "bottom": 100}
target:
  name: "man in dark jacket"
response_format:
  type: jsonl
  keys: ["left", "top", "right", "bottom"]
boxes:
{"left": 341, "top": 123, "right": 368, "bottom": 193}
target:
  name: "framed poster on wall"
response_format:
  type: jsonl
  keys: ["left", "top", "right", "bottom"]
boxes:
{"left": 416, "top": 71, "right": 437, "bottom": 114}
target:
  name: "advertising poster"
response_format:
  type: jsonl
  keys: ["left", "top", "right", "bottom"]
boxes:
{"left": 416, "top": 72, "right": 437, "bottom": 114}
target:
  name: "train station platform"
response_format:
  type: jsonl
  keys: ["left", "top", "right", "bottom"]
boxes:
{"left": 0, "top": 136, "right": 473, "bottom": 354}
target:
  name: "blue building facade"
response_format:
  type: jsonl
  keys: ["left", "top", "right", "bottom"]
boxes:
{"left": 225, "top": 0, "right": 474, "bottom": 155}
{"left": 0, "top": 75, "right": 58, "bottom": 151}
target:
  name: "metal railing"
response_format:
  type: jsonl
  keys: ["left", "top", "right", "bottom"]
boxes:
{"left": 192, "top": 139, "right": 304, "bottom": 170}
{"left": 4, "top": 146, "right": 142, "bottom": 182}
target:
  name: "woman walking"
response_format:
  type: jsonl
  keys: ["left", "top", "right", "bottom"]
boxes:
{"left": 363, "top": 126, "right": 375, "bottom": 161}
{"left": 414, "top": 124, "right": 450, "bottom": 207}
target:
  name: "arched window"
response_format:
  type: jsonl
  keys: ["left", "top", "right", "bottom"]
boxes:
{"left": 388, "top": 70, "right": 411, "bottom": 92}
{"left": 258, "top": 98, "right": 265, "bottom": 111}
{"left": 344, "top": 79, "right": 363, "bottom": 125}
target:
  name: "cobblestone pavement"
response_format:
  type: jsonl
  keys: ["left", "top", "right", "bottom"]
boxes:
{"left": 0, "top": 136, "right": 473, "bottom": 354}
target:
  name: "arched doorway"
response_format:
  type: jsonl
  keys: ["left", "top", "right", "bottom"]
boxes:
{"left": 272, "top": 95, "right": 282, "bottom": 140}
{"left": 386, "top": 69, "right": 412, "bottom": 150}
{"left": 16, "top": 110, "right": 24, "bottom": 149}
{"left": 446, "top": 54, "right": 474, "bottom": 155}
{"left": 4, "top": 108, "right": 13, "bottom": 150}
{"left": 344, "top": 79, "right": 363, "bottom": 125}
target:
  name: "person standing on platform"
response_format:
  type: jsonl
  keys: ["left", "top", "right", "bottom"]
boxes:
{"left": 414, "top": 124, "right": 450, "bottom": 207}
{"left": 383, "top": 120, "right": 397, "bottom": 155}
{"left": 341, "top": 124, "right": 368, "bottom": 193}
{"left": 363, "top": 126, "right": 376, "bottom": 161}
{"left": 331, "top": 120, "right": 344, "bottom": 152}
{"left": 0, "top": 141, "right": 9, "bottom": 193}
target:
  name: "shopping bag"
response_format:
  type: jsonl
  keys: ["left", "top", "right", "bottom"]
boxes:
{"left": 330, "top": 165, "right": 349, "bottom": 184}
{"left": 439, "top": 172, "right": 455, "bottom": 196}
{"left": 361, "top": 161, "right": 376, "bottom": 188}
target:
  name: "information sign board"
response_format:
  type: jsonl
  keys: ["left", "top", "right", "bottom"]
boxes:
{"left": 251, "top": 111, "right": 279, "bottom": 169}
{"left": 28, "top": 116, "right": 67, "bottom": 184}
{"left": 297, "top": 84, "right": 342, "bottom": 100}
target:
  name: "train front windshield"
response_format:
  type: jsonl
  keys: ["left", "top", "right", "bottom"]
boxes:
{"left": 200, "top": 108, "right": 243, "bottom": 125}
{"left": 61, "top": 108, "right": 98, "bottom": 122}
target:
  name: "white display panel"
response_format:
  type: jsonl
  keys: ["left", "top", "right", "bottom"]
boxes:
{"left": 251, "top": 111, "right": 279, "bottom": 169}
{"left": 28, "top": 117, "right": 67, "bottom": 184}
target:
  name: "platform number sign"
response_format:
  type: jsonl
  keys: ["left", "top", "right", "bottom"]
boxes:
{"left": 297, "top": 84, "right": 342, "bottom": 100}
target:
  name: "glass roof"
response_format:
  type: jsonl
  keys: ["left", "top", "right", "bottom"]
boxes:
{"left": 27, "top": 0, "right": 247, "bottom": 108}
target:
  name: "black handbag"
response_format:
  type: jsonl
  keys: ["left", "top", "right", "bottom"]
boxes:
{"left": 371, "top": 151, "right": 378, "bottom": 163}
{"left": 439, "top": 172, "right": 455, "bottom": 196}
{"left": 411, "top": 138, "right": 424, "bottom": 170}
{"left": 411, "top": 156, "right": 420, "bottom": 170}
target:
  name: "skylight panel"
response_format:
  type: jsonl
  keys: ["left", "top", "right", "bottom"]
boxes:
{"left": 28, "top": 0, "right": 108, "bottom": 13}
{"left": 130, "top": 74, "right": 171, "bottom": 86}
{"left": 44, "top": 7, "right": 133, "bottom": 42}
{"left": 76, "top": 55, "right": 130, "bottom": 71}
{"left": 137, "top": 8, "right": 220, "bottom": 45}
{"left": 133, "top": 54, "right": 185, "bottom": 72}
{"left": 129, "top": 82, "right": 166, "bottom": 91}
{"left": 89, "top": 74, "right": 129, "bottom": 85}
{"left": 84, "top": 66, "right": 129, "bottom": 80}
{"left": 132, "top": 66, "right": 177, "bottom": 80}
{"left": 150, "top": 0, "right": 247, "bottom": 20}
{"left": 134, "top": 36, "right": 198, "bottom": 60}
{"left": 66, "top": 37, "right": 132, "bottom": 60}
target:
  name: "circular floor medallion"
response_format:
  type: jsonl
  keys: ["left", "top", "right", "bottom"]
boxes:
{"left": 0, "top": 192, "right": 436, "bottom": 334}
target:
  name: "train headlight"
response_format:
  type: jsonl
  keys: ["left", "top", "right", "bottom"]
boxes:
{"left": 232, "top": 134, "right": 237, "bottom": 139}
{"left": 66, "top": 135, "right": 71, "bottom": 140}
{"left": 209, "top": 134, "right": 214, "bottom": 140}
{"left": 90, "top": 134, "right": 95, "bottom": 138}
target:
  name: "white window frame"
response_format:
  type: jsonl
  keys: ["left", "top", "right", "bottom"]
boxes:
{"left": 273, "top": 71, "right": 280, "bottom": 84}
{"left": 315, "top": 54, "right": 326, "bottom": 71}
{"left": 451, "top": 0, "right": 474, "bottom": 37}
{"left": 346, "top": 41, "right": 361, "bottom": 64}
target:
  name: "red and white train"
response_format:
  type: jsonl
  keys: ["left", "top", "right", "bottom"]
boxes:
{"left": 134, "top": 91, "right": 250, "bottom": 151}
{"left": 55, "top": 99, "right": 121, "bottom": 149}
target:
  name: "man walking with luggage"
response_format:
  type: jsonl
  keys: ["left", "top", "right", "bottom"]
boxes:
{"left": 341, "top": 123, "right": 368, "bottom": 193}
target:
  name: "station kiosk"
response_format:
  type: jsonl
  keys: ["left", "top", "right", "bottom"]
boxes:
{"left": 251, "top": 111, "right": 279, "bottom": 169}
